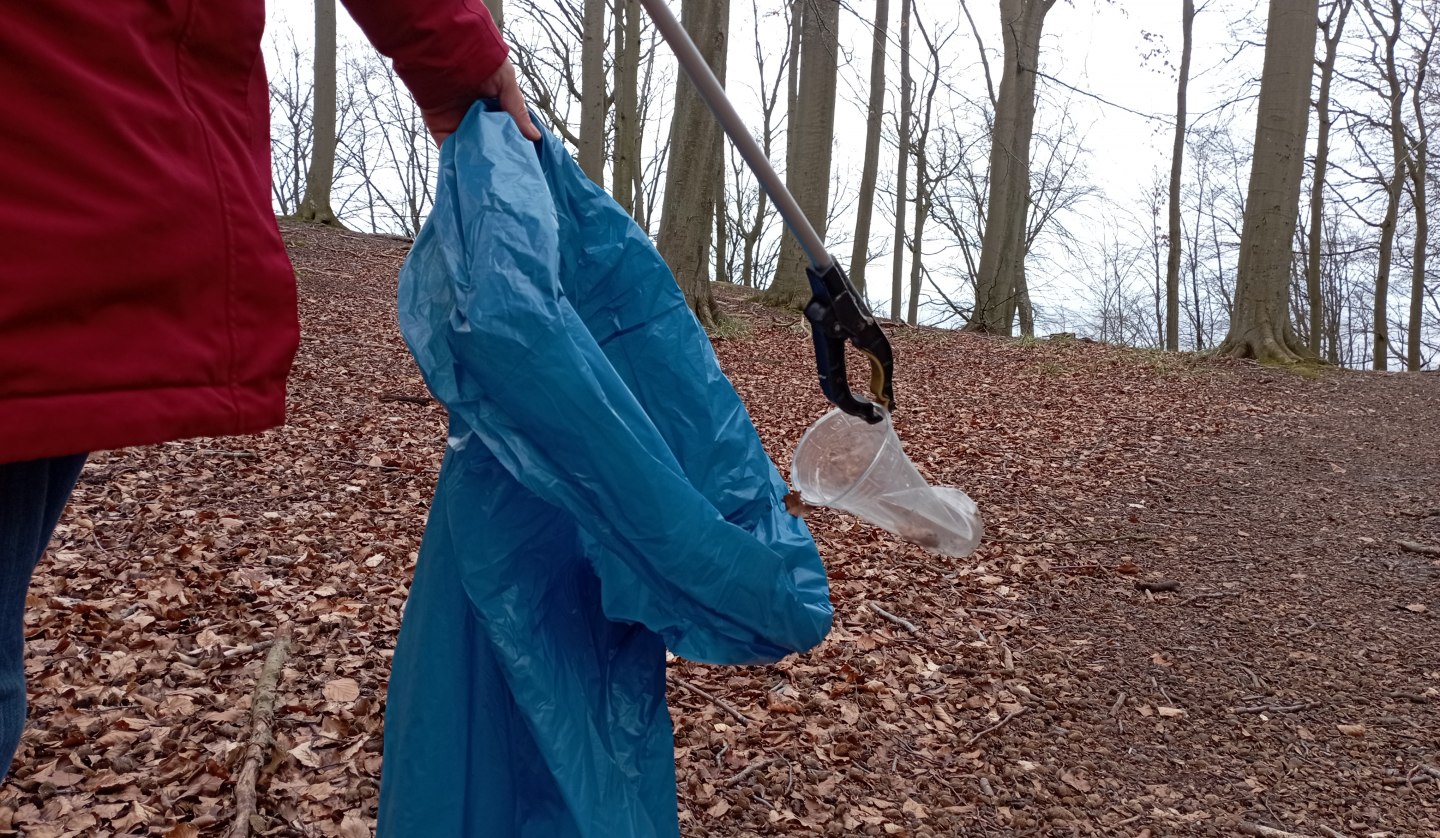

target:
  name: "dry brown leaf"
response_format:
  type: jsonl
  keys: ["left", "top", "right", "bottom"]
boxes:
{"left": 324, "top": 677, "right": 362, "bottom": 703}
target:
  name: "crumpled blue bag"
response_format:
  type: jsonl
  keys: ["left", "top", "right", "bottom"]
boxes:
{"left": 376, "top": 101, "right": 832, "bottom": 837}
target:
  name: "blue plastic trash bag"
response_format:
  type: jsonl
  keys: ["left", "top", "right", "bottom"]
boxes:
{"left": 376, "top": 101, "right": 833, "bottom": 837}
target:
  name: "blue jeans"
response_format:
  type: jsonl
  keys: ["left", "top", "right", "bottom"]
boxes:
{"left": 0, "top": 454, "right": 86, "bottom": 776}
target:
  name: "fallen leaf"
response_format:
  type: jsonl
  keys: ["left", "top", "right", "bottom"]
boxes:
{"left": 1336, "top": 724, "right": 1366, "bottom": 737}
{"left": 340, "top": 812, "right": 370, "bottom": 838}
{"left": 324, "top": 677, "right": 362, "bottom": 703}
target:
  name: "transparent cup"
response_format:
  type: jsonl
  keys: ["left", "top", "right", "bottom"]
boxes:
{"left": 791, "top": 408, "right": 983, "bottom": 557}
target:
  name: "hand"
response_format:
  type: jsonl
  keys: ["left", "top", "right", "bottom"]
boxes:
{"left": 421, "top": 58, "right": 541, "bottom": 146}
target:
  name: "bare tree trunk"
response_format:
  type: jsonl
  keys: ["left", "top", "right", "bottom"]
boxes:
{"left": 907, "top": 180, "right": 927, "bottom": 326}
{"left": 716, "top": 189, "right": 729, "bottom": 284}
{"left": 483, "top": 0, "right": 503, "bottom": 31}
{"left": 763, "top": 0, "right": 841, "bottom": 309}
{"left": 1216, "top": 0, "right": 1318, "bottom": 363}
{"left": 906, "top": 13, "right": 944, "bottom": 327}
{"left": 1306, "top": 0, "right": 1350, "bottom": 359}
{"left": 1404, "top": 17, "right": 1434, "bottom": 371}
{"left": 298, "top": 0, "right": 342, "bottom": 227}
{"left": 613, "top": 0, "right": 642, "bottom": 216}
{"left": 736, "top": 0, "right": 788, "bottom": 289}
{"left": 849, "top": 0, "right": 890, "bottom": 299}
{"left": 578, "top": 0, "right": 607, "bottom": 185}
{"left": 1363, "top": 0, "right": 1405, "bottom": 371}
{"left": 964, "top": 0, "right": 1057, "bottom": 335}
{"left": 657, "top": 0, "right": 729, "bottom": 328}
{"left": 1165, "top": 0, "right": 1195, "bottom": 351}
{"left": 891, "top": 0, "right": 913, "bottom": 321}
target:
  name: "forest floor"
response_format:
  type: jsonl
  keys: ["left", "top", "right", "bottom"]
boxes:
{"left": 4, "top": 221, "right": 1437, "bottom": 838}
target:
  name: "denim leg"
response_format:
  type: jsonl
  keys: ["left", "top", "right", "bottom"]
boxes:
{"left": 0, "top": 454, "right": 87, "bottom": 776}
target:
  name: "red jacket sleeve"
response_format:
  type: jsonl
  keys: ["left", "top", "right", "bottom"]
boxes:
{"left": 341, "top": 0, "right": 509, "bottom": 111}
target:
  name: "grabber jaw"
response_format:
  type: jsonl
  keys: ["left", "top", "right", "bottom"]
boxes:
{"left": 803, "top": 263, "right": 896, "bottom": 425}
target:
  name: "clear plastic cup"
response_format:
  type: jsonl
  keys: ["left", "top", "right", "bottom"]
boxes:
{"left": 791, "top": 408, "right": 983, "bottom": 557}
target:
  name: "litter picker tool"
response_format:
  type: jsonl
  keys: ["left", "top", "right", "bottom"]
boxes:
{"left": 639, "top": 0, "right": 895, "bottom": 424}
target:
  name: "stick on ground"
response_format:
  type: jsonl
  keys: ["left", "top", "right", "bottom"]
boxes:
{"left": 1397, "top": 540, "right": 1440, "bottom": 556}
{"left": 227, "top": 624, "right": 294, "bottom": 838}
{"left": 672, "top": 676, "right": 751, "bottom": 727}
{"left": 965, "top": 709, "right": 1022, "bottom": 747}
{"left": 1238, "top": 822, "right": 1315, "bottom": 838}
{"left": 867, "top": 602, "right": 920, "bottom": 633}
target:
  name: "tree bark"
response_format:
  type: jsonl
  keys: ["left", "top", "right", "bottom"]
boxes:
{"left": 891, "top": 0, "right": 913, "bottom": 321}
{"left": 849, "top": 0, "right": 890, "bottom": 299}
{"left": 763, "top": 0, "right": 841, "bottom": 310}
{"left": 1216, "top": 0, "right": 1319, "bottom": 363}
{"left": 964, "top": 0, "right": 1057, "bottom": 335}
{"left": 657, "top": 0, "right": 729, "bottom": 328}
{"left": 1305, "top": 0, "right": 1350, "bottom": 359}
{"left": 1404, "top": 18, "right": 1433, "bottom": 371}
{"left": 906, "top": 14, "right": 943, "bottom": 326}
{"left": 1165, "top": 0, "right": 1195, "bottom": 351}
{"left": 578, "top": 0, "right": 607, "bottom": 185}
{"left": 1364, "top": 0, "right": 1405, "bottom": 371}
{"left": 297, "top": 0, "right": 342, "bottom": 227}
{"left": 613, "top": 0, "right": 642, "bottom": 216}
{"left": 482, "top": 0, "right": 503, "bottom": 31}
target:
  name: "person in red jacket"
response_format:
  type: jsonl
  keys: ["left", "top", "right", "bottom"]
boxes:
{"left": 0, "top": 0, "right": 538, "bottom": 775}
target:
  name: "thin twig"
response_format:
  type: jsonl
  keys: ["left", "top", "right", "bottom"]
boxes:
{"left": 964, "top": 709, "right": 1022, "bottom": 748}
{"left": 1397, "top": 541, "right": 1440, "bottom": 556}
{"left": 672, "top": 676, "right": 751, "bottom": 727}
{"left": 964, "top": 607, "right": 1016, "bottom": 619}
{"left": 1232, "top": 702, "right": 1317, "bottom": 714}
{"left": 1238, "top": 822, "right": 1316, "bottom": 838}
{"left": 868, "top": 602, "right": 920, "bottom": 633}
{"left": 1316, "top": 826, "right": 1346, "bottom": 838}
{"left": 989, "top": 533, "right": 1158, "bottom": 545}
{"left": 1175, "top": 592, "right": 1236, "bottom": 606}
{"left": 725, "top": 757, "right": 782, "bottom": 787}
{"left": 226, "top": 624, "right": 294, "bottom": 838}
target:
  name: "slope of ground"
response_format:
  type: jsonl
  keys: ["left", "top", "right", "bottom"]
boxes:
{"left": 3, "top": 222, "right": 1435, "bottom": 837}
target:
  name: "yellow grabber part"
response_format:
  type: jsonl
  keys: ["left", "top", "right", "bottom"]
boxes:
{"left": 862, "top": 351, "right": 890, "bottom": 409}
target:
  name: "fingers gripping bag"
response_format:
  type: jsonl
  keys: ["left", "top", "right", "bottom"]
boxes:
{"left": 376, "top": 101, "right": 833, "bottom": 838}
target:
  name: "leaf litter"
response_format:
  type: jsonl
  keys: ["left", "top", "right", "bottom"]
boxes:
{"left": 6, "top": 222, "right": 1437, "bottom": 837}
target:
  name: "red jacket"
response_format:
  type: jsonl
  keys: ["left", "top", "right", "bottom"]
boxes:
{"left": 0, "top": 0, "right": 508, "bottom": 463}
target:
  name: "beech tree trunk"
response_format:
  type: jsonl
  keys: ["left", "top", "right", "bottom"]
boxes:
{"left": 763, "top": 0, "right": 841, "bottom": 310}
{"left": 577, "top": 0, "right": 607, "bottom": 185}
{"left": 1164, "top": 0, "right": 1195, "bottom": 351}
{"left": 1216, "top": 0, "right": 1319, "bottom": 363}
{"left": 964, "top": 0, "right": 1056, "bottom": 335}
{"left": 612, "top": 0, "right": 642, "bottom": 217}
{"left": 849, "top": 0, "right": 890, "bottom": 299}
{"left": 1404, "top": 15, "right": 1433, "bottom": 371}
{"left": 1305, "top": 0, "right": 1351, "bottom": 359}
{"left": 890, "top": 0, "right": 913, "bottom": 321}
{"left": 1363, "top": 0, "right": 1405, "bottom": 371}
{"left": 657, "top": 0, "right": 729, "bottom": 328}
{"left": 482, "top": 0, "right": 503, "bottom": 31}
{"left": 297, "top": 0, "right": 342, "bottom": 227}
